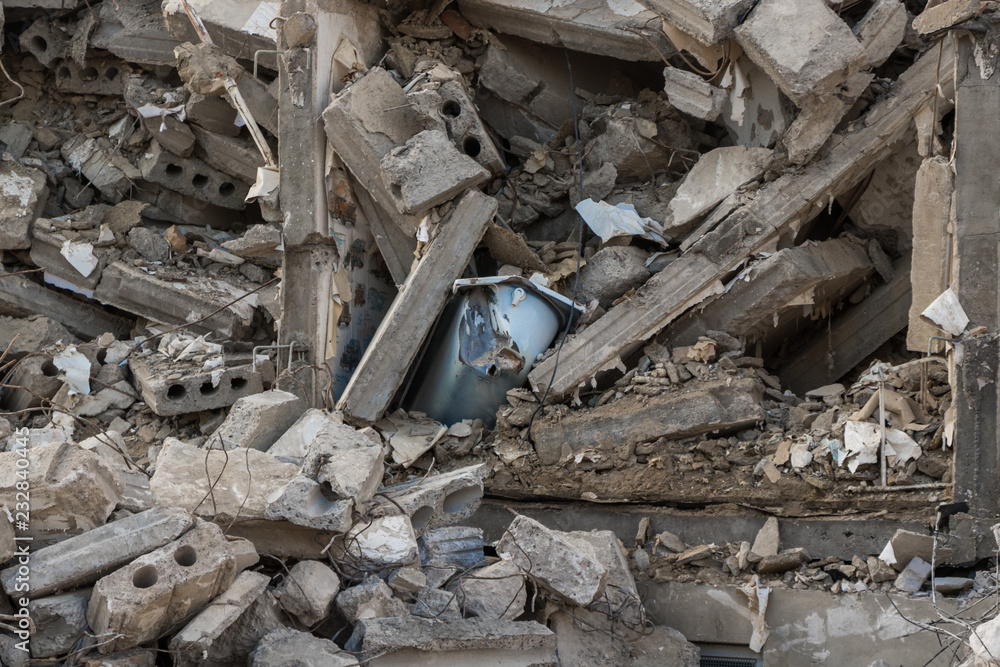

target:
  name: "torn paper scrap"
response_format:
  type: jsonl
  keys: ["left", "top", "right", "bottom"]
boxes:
{"left": 60, "top": 240, "right": 99, "bottom": 278}
{"left": 739, "top": 574, "right": 771, "bottom": 652}
{"left": 53, "top": 346, "right": 92, "bottom": 395}
{"left": 575, "top": 198, "right": 668, "bottom": 245}
{"left": 844, "top": 421, "right": 881, "bottom": 473}
{"left": 921, "top": 288, "right": 969, "bottom": 336}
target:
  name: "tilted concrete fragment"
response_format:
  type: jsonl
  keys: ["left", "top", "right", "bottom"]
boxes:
{"left": 139, "top": 140, "right": 248, "bottom": 209}
{"left": 264, "top": 475, "right": 354, "bottom": 533}
{"left": 0, "top": 443, "right": 123, "bottom": 543}
{"left": 565, "top": 530, "right": 643, "bottom": 626}
{"left": 853, "top": 0, "right": 907, "bottom": 71}
{"left": 28, "top": 589, "right": 91, "bottom": 658}
{"left": 637, "top": 0, "right": 754, "bottom": 45}
{"left": 0, "top": 158, "right": 48, "bottom": 250}
{"left": 1, "top": 507, "right": 194, "bottom": 599}
{"left": 251, "top": 628, "right": 356, "bottom": 667}
{"left": 267, "top": 408, "right": 337, "bottom": 459}
{"left": 335, "top": 575, "right": 408, "bottom": 625}
{"left": 669, "top": 146, "right": 772, "bottom": 228}
{"left": 782, "top": 72, "right": 874, "bottom": 165}
{"left": 301, "top": 420, "right": 385, "bottom": 503}
{"left": 211, "top": 390, "right": 307, "bottom": 451}
{"left": 274, "top": 560, "right": 340, "bottom": 627}
{"left": 908, "top": 157, "right": 953, "bottom": 352}
{"left": 170, "top": 570, "right": 286, "bottom": 667}
{"left": 448, "top": 560, "right": 526, "bottom": 621}
{"left": 87, "top": 521, "right": 257, "bottom": 653}
{"left": 129, "top": 352, "right": 263, "bottom": 417}
{"left": 663, "top": 67, "right": 726, "bottom": 121}
{"left": 531, "top": 379, "right": 766, "bottom": 465}
{"left": 61, "top": 135, "right": 140, "bottom": 204}
{"left": 410, "top": 586, "right": 462, "bottom": 620}
{"left": 912, "top": 0, "right": 979, "bottom": 35}
{"left": 496, "top": 515, "right": 607, "bottom": 606}
{"left": 333, "top": 515, "right": 419, "bottom": 573}
{"left": 377, "top": 464, "right": 489, "bottom": 534}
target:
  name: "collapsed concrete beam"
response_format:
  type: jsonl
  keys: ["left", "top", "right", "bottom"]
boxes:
{"left": 528, "top": 39, "right": 956, "bottom": 402}
{"left": 90, "top": 0, "right": 181, "bottom": 66}
{"left": 139, "top": 141, "right": 249, "bottom": 210}
{"left": 665, "top": 237, "right": 875, "bottom": 347}
{"left": 162, "top": 0, "right": 277, "bottom": 67}
{"left": 337, "top": 190, "right": 497, "bottom": 425}
{"left": 190, "top": 125, "right": 265, "bottom": 185}
{"left": 662, "top": 67, "right": 726, "bottom": 121}
{"left": 531, "top": 378, "right": 766, "bottom": 465}
{"left": 636, "top": 0, "right": 754, "bottom": 45}
{"left": 87, "top": 521, "right": 257, "bottom": 653}
{"left": 907, "top": 158, "right": 953, "bottom": 352}
{"left": 779, "top": 256, "right": 911, "bottom": 395}
{"left": 129, "top": 353, "right": 263, "bottom": 417}
{"left": 457, "top": 0, "right": 671, "bottom": 62}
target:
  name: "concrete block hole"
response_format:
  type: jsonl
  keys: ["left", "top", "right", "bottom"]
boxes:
{"left": 443, "top": 486, "right": 481, "bottom": 513}
{"left": 173, "top": 545, "right": 197, "bottom": 567}
{"left": 132, "top": 565, "right": 158, "bottom": 589}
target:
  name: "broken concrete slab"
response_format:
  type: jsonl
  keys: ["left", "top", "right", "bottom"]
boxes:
{"left": 912, "top": 0, "right": 979, "bottom": 35}
{"left": 170, "top": 570, "right": 286, "bottom": 667}
{"left": 757, "top": 548, "right": 808, "bottom": 574}
{"left": 566, "top": 529, "right": 643, "bottom": 625}
{"left": 162, "top": 0, "right": 277, "bottom": 66}
{"left": 907, "top": 157, "right": 953, "bottom": 352}
{"left": 139, "top": 140, "right": 249, "bottom": 210}
{"left": 576, "top": 245, "right": 650, "bottom": 309}
{"left": 335, "top": 575, "right": 408, "bottom": 625}
{"left": 191, "top": 126, "right": 266, "bottom": 186}
{"left": 267, "top": 408, "right": 337, "bottom": 459}
{"left": 87, "top": 521, "right": 257, "bottom": 653}
{"left": 0, "top": 443, "right": 122, "bottom": 543}
{"left": 0, "top": 158, "right": 48, "bottom": 250}
{"left": 301, "top": 419, "right": 385, "bottom": 503}
{"left": 61, "top": 134, "right": 141, "bottom": 204}
{"left": 448, "top": 560, "right": 526, "bottom": 621}
{"left": 274, "top": 560, "right": 340, "bottom": 627}
{"left": 380, "top": 130, "right": 490, "bottom": 215}
{"left": 638, "top": 0, "right": 754, "bottom": 45}
{"left": 418, "top": 526, "right": 487, "bottom": 588}
{"left": 751, "top": 517, "right": 780, "bottom": 558}
{"left": 251, "top": 628, "right": 356, "bottom": 667}
{"left": 264, "top": 476, "right": 354, "bottom": 533}
{"left": 349, "top": 616, "right": 557, "bottom": 666}
{"left": 783, "top": 72, "right": 874, "bottom": 166}
{"left": 335, "top": 515, "right": 419, "bottom": 573}
{"left": 377, "top": 464, "right": 489, "bottom": 534}
{"left": 30, "top": 226, "right": 110, "bottom": 294}
{"left": 630, "top": 625, "right": 701, "bottom": 666}
{"left": 531, "top": 378, "right": 765, "bottom": 466}
{"left": 886, "top": 529, "right": 954, "bottom": 572}
{"left": 496, "top": 515, "right": 607, "bottom": 606}
{"left": 735, "top": 0, "right": 863, "bottom": 106}
{"left": 0, "top": 507, "right": 193, "bottom": 599}
{"left": 129, "top": 352, "right": 263, "bottom": 417}
{"left": 893, "top": 556, "right": 932, "bottom": 593}
{"left": 211, "top": 390, "right": 307, "bottom": 451}
{"left": 669, "top": 146, "right": 772, "bottom": 228}
{"left": 663, "top": 67, "right": 726, "bottom": 121}
{"left": 29, "top": 589, "right": 91, "bottom": 658}
{"left": 54, "top": 57, "right": 128, "bottom": 96}
{"left": 853, "top": 0, "right": 907, "bottom": 71}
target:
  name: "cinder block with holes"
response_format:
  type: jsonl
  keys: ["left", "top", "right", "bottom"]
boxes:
{"left": 19, "top": 18, "right": 67, "bottom": 68}
{"left": 1, "top": 354, "right": 62, "bottom": 412}
{"left": 129, "top": 353, "right": 263, "bottom": 417}
{"left": 54, "top": 58, "right": 127, "bottom": 95}
{"left": 374, "top": 464, "right": 488, "bottom": 535}
{"left": 87, "top": 521, "right": 258, "bottom": 654}
{"left": 138, "top": 140, "right": 249, "bottom": 210}
{"left": 411, "top": 80, "right": 505, "bottom": 176}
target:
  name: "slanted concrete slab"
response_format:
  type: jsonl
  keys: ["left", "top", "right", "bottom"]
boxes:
{"left": 251, "top": 628, "right": 355, "bottom": 667}
{"left": 301, "top": 420, "right": 385, "bottom": 502}
{"left": 669, "top": 146, "right": 771, "bottom": 228}
{"left": 162, "top": 0, "right": 276, "bottom": 66}
{"left": 637, "top": 0, "right": 754, "bottom": 44}
{"left": 191, "top": 126, "right": 265, "bottom": 185}
{"left": 663, "top": 66, "right": 726, "bottom": 121}
{"left": 912, "top": 0, "right": 979, "bottom": 35}
{"left": 735, "top": 0, "right": 863, "bottom": 106}
{"left": 783, "top": 72, "right": 874, "bottom": 165}
{"left": 907, "top": 157, "right": 953, "bottom": 352}
{"left": 0, "top": 158, "right": 47, "bottom": 250}
{"left": 267, "top": 408, "right": 337, "bottom": 458}
{"left": 29, "top": 590, "right": 91, "bottom": 658}
{"left": 853, "top": 0, "right": 907, "bottom": 71}
{"left": 211, "top": 391, "right": 307, "bottom": 451}
{"left": 377, "top": 464, "right": 489, "bottom": 535}
{"left": 531, "top": 378, "right": 765, "bottom": 466}
{"left": 0, "top": 272, "right": 132, "bottom": 340}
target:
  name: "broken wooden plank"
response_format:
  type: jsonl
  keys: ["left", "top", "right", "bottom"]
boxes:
{"left": 337, "top": 190, "right": 497, "bottom": 425}
{"left": 779, "top": 256, "right": 911, "bottom": 395}
{"left": 528, "top": 40, "right": 957, "bottom": 401}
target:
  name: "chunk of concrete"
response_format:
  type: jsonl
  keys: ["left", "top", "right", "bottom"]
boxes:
{"left": 907, "top": 157, "right": 953, "bottom": 352}
{"left": 751, "top": 517, "right": 780, "bottom": 558}
{"left": 410, "top": 586, "right": 462, "bottom": 620}
{"left": 735, "top": 0, "right": 863, "bottom": 106}
{"left": 1, "top": 507, "right": 194, "bottom": 599}
{"left": 388, "top": 566, "right": 427, "bottom": 596}
{"left": 128, "top": 351, "right": 262, "bottom": 417}
{"left": 630, "top": 625, "right": 701, "bottom": 666}
{"left": 264, "top": 476, "right": 353, "bottom": 533}
{"left": 186, "top": 93, "right": 239, "bottom": 137}
{"left": 0, "top": 158, "right": 48, "bottom": 250}
{"left": 576, "top": 245, "right": 651, "bottom": 309}
{"left": 267, "top": 408, "right": 337, "bottom": 459}
{"left": 853, "top": 0, "right": 907, "bottom": 71}
{"left": 139, "top": 140, "right": 248, "bottom": 209}
{"left": 335, "top": 576, "right": 408, "bottom": 625}
{"left": 87, "top": 521, "right": 257, "bottom": 653}
{"left": 418, "top": 526, "right": 486, "bottom": 589}
{"left": 782, "top": 72, "right": 874, "bottom": 165}
{"left": 78, "top": 433, "right": 151, "bottom": 514}
{"left": 191, "top": 126, "right": 266, "bottom": 185}
{"left": 0, "top": 516, "right": 13, "bottom": 566}
{"left": 0, "top": 443, "right": 122, "bottom": 543}
{"left": 933, "top": 577, "right": 974, "bottom": 595}
{"left": 564, "top": 530, "right": 642, "bottom": 626}
{"left": 912, "top": 0, "right": 979, "bottom": 35}
{"left": 61, "top": 135, "right": 141, "bottom": 204}
{"left": 301, "top": 420, "right": 385, "bottom": 503}
{"left": 638, "top": 0, "right": 754, "bottom": 44}
{"left": 29, "top": 589, "right": 91, "bottom": 658}
{"left": 251, "top": 628, "right": 356, "bottom": 667}
{"left": 496, "top": 515, "right": 607, "bottom": 606}
{"left": 663, "top": 67, "right": 726, "bottom": 121}
{"left": 669, "top": 146, "right": 772, "bottom": 228}
{"left": 757, "top": 548, "right": 808, "bottom": 574}
{"left": 531, "top": 378, "right": 765, "bottom": 465}
{"left": 170, "top": 570, "right": 286, "bottom": 667}
{"left": 222, "top": 224, "right": 282, "bottom": 260}
{"left": 448, "top": 560, "right": 526, "bottom": 621}
{"left": 336, "top": 515, "right": 419, "bottom": 573}
{"left": 377, "top": 464, "right": 488, "bottom": 535}
{"left": 886, "top": 529, "right": 953, "bottom": 572}
{"left": 380, "top": 130, "right": 490, "bottom": 215}
{"left": 893, "top": 556, "right": 932, "bottom": 593}
{"left": 349, "top": 617, "right": 557, "bottom": 666}
{"left": 274, "top": 560, "right": 340, "bottom": 627}
{"left": 211, "top": 391, "right": 307, "bottom": 452}
{"left": 126, "top": 227, "right": 172, "bottom": 263}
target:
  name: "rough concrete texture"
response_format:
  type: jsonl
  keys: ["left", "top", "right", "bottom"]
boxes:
{"left": 418, "top": 526, "right": 487, "bottom": 588}
{"left": 893, "top": 556, "right": 932, "bottom": 593}
{"left": 576, "top": 245, "right": 651, "bottom": 309}
{"left": 388, "top": 566, "right": 427, "bottom": 595}
{"left": 338, "top": 515, "right": 419, "bottom": 572}
{"left": 853, "top": 0, "right": 907, "bottom": 70}
{"left": 87, "top": 521, "right": 257, "bottom": 653}
{"left": 496, "top": 515, "right": 608, "bottom": 606}
{"left": 350, "top": 616, "right": 557, "bottom": 666}
{"left": 0, "top": 314, "right": 78, "bottom": 357}
{"left": 138, "top": 140, "right": 248, "bottom": 210}
{"left": 670, "top": 146, "right": 772, "bottom": 227}
{"left": 267, "top": 408, "right": 338, "bottom": 459}
{"left": 186, "top": 92, "right": 239, "bottom": 137}
{"left": 912, "top": 0, "right": 979, "bottom": 34}
{"left": 191, "top": 126, "right": 266, "bottom": 186}
{"left": 1, "top": 507, "right": 193, "bottom": 599}
{"left": 211, "top": 390, "right": 307, "bottom": 451}
{"left": 410, "top": 80, "right": 506, "bottom": 175}
{"left": 751, "top": 517, "right": 780, "bottom": 558}
{"left": 78, "top": 432, "right": 152, "bottom": 514}
{"left": 845, "top": 141, "right": 921, "bottom": 253}
{"left": 0, "top": 515, "right": 13, "bottom": 566}
{"left": 630, "top": 625, "right": 700, "bottom": 666}
{"left": 380, "top": 129, "right": 491, "bottom": 215}
{"left": 264, "top": 475, "right": 354, "bottom": 533}
{"left": 335, "top": 575, "right": 409, "bottom": 625}
{"left": 0, "top": 157, "right": 48, "bottom": 250}
{"left": 0, "top": 443, "right": 123, "bottom": 543}
{"left": 410, "top": 586, "right": 462, "bottom": 620}
{"left": 274, "top": 560, "right": 340, "bottom": 627}
{"left": 565, "top": 529, "right": 643, "bottom": 626}
{"left": 129, "top": 353, "right": 263, "bottom": 416}
{"left": 887, "top": 529, "right": 953, "bottom": 571}
{"left": 378, "top": 464, "right": 489, "bottom": 534}
{"left": 29, "top": 589, "right": 91, "bottom": 658}
{"left": 251, "top": 628, "right": 356, "bottom": 667}
{"left": 735, "top": 0, "right": 863, "bottom": 105}
{"left": 662, "top": 66, "right": 726, "bottom": 121}
{"left": 531, "top": 378, "right": 765, "bottom": 465}
{"left": 907, "top": 157, "right": 953, "bottom": 352}
{"left": 19, "top": 17, "right": 66, "bottom": 67}
{"left": 637, "top": 0, "right": 754, "bottom": 44}
{"left": 126, "top": 226, "right": 172, "bottom": 263}
{"left": 61, "top": 134, "right": 141, "bottom": 203}
{"left": 783, "top": 72, "right": 873, "bottom": 165}
{"left": 170, "top": 570, "right": 285, "bottom": 667}
{"left": 54, "top": 57, "right": 128, "bottom": 96}
{"left": 221, "top": 224, "right": 282, "bottom": 259}
{"left": 448, "top": 560, "right": 526, "bottom": 621}
{"left": 301, "top": 419, "right": 385, "bottom": 502}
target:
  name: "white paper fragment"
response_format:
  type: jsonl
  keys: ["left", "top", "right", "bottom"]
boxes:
{"left": 60, "top": 240, "right": 99, "bottom": 278}
{"left": 246, "top": 166, "right": 279, "bottom": 202}
{"left": 738, "top": 575, "right": 771, "bottom": 652}
{"left": 789, "top": 440, "right": 813, "bottom": 469}
{"left": 879, "top": 541, "right": 896, "bottom": 566}
{"left": 575, "top": 199, "right": 668, "bottom": 246}
{"left": 921, "top": 288, "right": 969, "bottom": 336}
{"left": 885, "top": 428, "right": 922, "bottom": 466}
{"left": 843, "top": 421, "right": 881, "bottom": 473}
{"left": 53, "top": 346, "right": 91, "bottom": 395}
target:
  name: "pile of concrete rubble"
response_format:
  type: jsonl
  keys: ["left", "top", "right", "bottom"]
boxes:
{"left": 2, "top": 0, "right": 998, "bottom": 663}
